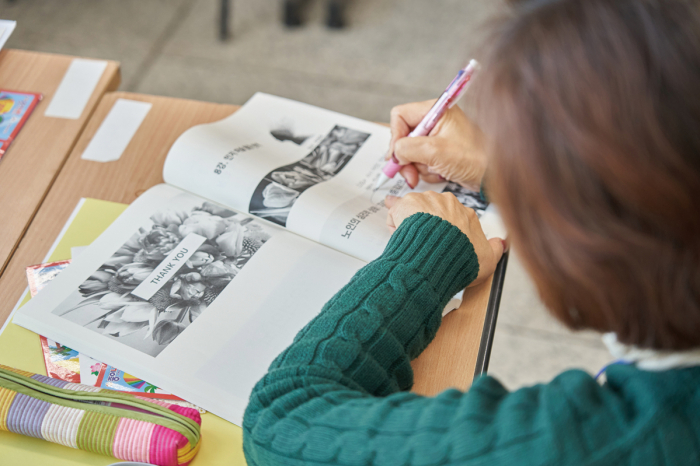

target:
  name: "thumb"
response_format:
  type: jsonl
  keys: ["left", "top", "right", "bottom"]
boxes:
{"left": 393, "top": 136, "right": 441, "bottom": 166}
{"left": 488, "top": 237, "right": 506, "bottom": 264}
{"left": 384, "top": 195, "right": 400, "bottom": 208}
{"left": 398, "top": 164, "right": 420, "bottom": 189}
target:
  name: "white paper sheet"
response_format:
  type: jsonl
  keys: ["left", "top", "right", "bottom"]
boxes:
{"left": 0, "top": 20, "right": 16, "bottom": 51}
{"left": 81, "top": 99, "right": 152, "bottom": 162}
{"left": 71, "top": 246, "right": 88, "bottom": 259}
{"left": 44, "top": 58, "right": 107, "bottom": 119}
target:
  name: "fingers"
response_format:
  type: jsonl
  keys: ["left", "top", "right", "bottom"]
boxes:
{"left": 399, "top": 164, "right": 444, "bottom": 187}
{"left": 460, "top": 236, "right": 505, "bottom": 288}
{"left": 385, "top": 192, "right": 423, "bottom": 233}
{"left": 386, "top": 214, "right": 396, "bottom": 232}
{"left": 415, "top": 164, "right": 445, "bottom": 184}
{"left": 488, "top": 237, "right": 506, "bottom": 264}
{"left": 389, "top": 100, "right": 437, "bottom": 137}
{"left": 385, "top": 195, "right": 401, "bottom": 232}
{"left": 384, "top": 195, "right": 400, "bottom": 208}
{"left": 394, "top": 136, "right": 442, "bottom": 167}
{"left": 384, "top": 162, "right": 444, "bottom": 190}
{"left": 388, "top": 100, "right": 438, "bottom": 157}
{"left": 398, "top": 164, "right": 420, "bottom": 189}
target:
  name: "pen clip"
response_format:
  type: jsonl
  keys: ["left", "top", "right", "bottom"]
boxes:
{"left": 447, "top": 78, "right": 471, "bottom": 109}
{"left": 444, "top": 69, "right": 465, "bottom": 94}
{"left": 447, "top": 62, "right": 479, "bottom": 108}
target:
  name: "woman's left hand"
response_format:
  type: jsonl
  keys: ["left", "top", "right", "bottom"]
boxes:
{"left": 385, "top": 192, "right": 505, "bottom": 286}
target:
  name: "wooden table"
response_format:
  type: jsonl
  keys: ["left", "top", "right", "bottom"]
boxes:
{"left": 0, "top": 49, "right": 120, "bottom": 278}
{"left": 0, "top": 91, "right": 506, "bottom": 464}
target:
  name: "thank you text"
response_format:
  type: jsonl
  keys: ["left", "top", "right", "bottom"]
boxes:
{"left": 131, "top": 233, "right": 207, "bottom": 300}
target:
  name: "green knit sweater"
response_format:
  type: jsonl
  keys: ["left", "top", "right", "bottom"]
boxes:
{"left": 242, "top": 213, "right": 700, "bottom": 465}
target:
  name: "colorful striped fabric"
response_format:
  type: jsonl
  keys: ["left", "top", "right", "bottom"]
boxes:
{"left": 0, "top": 364, "right": 201, "bottom": 465}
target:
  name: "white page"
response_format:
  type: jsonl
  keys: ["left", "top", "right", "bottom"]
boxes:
{"left": 164, "top": 93, "right": 493, "bottom": 263}
{"left": 71, "top": 246, "right": 88, "bottom": 258}
{"left": 13, "top": 184, "right": 367, "bottom": 425}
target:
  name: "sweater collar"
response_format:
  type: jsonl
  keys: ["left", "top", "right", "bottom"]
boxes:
{"left": 603, "top": 333, "right": 700, "bottom": 371}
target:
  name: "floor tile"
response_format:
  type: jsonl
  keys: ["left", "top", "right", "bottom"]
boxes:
{"left": 134, "top": 54, "right": 435, "bottom": 121}
{"left": 162, "top": 0, "right": 507, "bottom": 93}
{"left": 2, "top": 0, "right": 192, "bottom": 86}
{"left": 486, "top": 324, "right": 614, "bottom": 390}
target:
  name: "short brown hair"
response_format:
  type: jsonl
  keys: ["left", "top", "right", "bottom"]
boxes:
{"left": 477, "top": 0, "right": 700, "bottom": 349}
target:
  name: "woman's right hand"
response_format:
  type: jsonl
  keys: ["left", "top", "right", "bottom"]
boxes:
{"left": 388, "top": 100, "right": 487, "bottom": 189}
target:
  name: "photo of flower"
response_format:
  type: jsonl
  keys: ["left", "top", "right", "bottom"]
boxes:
{"left": 90, "top": 363, "right": 103, "bottom": 377}
{"left": 441, "top": 182, "right": 488, "bottom": 215}
{"left": 270, "top": 126, "right": 310, "bottom": 146}
{"left": 249, "top": 124, "right": 370, "bottom": 226}
{"left": 53, "top": 200, "right": 274, "bottom": 356}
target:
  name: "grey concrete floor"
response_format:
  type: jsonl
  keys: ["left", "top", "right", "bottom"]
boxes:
{"left": 3, "top": 0, "right": 612, "bottom": 390}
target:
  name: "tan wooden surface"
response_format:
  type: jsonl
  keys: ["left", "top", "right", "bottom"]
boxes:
{"left": 0, "top": 49, "right": 120, "bottom": 277}
{"left": 411, "top": 276, "right": 492, "bottom": 395}
{"left": 0, "top": 91, "right": 491, "bottom": 396}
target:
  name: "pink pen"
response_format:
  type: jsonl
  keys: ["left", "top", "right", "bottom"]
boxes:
{"left": 375, "top": 59, "right": 480, "bottom": 190}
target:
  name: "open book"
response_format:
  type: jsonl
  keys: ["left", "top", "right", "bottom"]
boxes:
{"left": 14, "top": 93, "right": 503, "bottom": 425}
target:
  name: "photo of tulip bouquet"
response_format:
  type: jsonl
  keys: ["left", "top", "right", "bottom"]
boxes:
{"left": 54, "top": 201, "right": 274, "bottom": 356}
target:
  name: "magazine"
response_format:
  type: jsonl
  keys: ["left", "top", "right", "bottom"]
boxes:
{"left": 14, "top": 93, "right": 503, "bottom": 425}
{"left": 0, "top": 89, "right": 42, "bottom": 158}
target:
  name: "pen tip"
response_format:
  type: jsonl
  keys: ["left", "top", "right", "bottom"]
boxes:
{"left": 374, "top": 174, "right": 388, "bottom": 191}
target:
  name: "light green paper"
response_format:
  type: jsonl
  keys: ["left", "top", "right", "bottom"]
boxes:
{"left": 0, "top": 198, "right": 128, "bottom": 374}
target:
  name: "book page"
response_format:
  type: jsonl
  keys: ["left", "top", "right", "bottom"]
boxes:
{"left": 163, "top": 93, "right": 500, "bottom": 263}
{"left": 13, "top": 184, "right": 367, "bottom": 425}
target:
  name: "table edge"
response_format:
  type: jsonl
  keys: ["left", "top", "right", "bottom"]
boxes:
{"left": 473, "top": 252, "right": 509, "bottom": 379}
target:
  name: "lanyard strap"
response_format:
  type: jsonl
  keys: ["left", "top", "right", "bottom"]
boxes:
{"left": 595, "top": 360, "right": 633, "bottom": 381}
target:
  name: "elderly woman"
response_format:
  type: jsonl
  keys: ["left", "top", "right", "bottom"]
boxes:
{"left": 243, "top": 0, "right": 700, "bottom": 464}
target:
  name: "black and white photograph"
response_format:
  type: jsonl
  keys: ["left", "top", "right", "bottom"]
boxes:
{"left": 269, "top": 125, "right": 311, "bottom": 146}
{"left": 52, "top": 200, "right": 274, "bottom": 357}
{"left": 442, "top": 181, "right": 488, "bottom": 214}
{"left": 249, "top": 125, "right": 370, "bottom": 226}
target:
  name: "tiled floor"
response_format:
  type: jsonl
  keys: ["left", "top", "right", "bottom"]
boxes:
{"left": 3, "top": 0, "right": 612, "bottom": 390}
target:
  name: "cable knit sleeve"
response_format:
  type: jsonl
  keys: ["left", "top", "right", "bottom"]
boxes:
{"left": 242, "top": 213, "right": 480, "bottom": 465}
{"left": 243, "top": 212, "right": 700, "bottom": 466}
